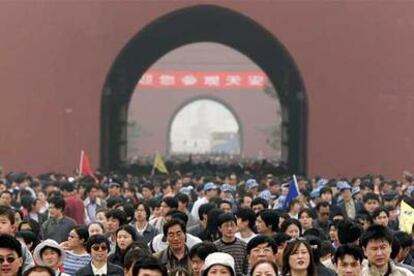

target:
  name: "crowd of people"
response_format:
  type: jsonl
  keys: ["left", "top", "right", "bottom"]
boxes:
{"left": 0, "top": 167, "right": 414, "bottom": 276}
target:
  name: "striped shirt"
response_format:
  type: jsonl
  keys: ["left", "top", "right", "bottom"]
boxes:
{"left": 63, "top": 251, "right": 91, "bottom": 276}
{"left": 214, "top": 238, "right": 248, "bottom": 276}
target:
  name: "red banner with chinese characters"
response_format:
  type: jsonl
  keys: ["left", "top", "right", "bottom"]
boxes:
{"left": 138, "top": 70, "right": 268, "bottom": 89}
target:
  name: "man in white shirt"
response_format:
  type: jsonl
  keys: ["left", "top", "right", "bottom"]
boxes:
{"left": 235, "top": 208, "right": 257, "bottom": 244}
{"left": 190, "top": 182, "right": 218, "bottom": 222}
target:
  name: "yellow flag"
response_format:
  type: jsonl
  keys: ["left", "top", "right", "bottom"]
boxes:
{"left": 399, "top": 200, "right": 414, "bottom": 233}
{"left": 153, "top": 152, "right": 168, "bottom": 174}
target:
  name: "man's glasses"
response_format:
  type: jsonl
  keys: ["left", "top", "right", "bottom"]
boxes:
{"left": 91, "top": 244, "right": 108, "bottom": 251}
{"left": 0, "top": 256, "right": 17, "bottom": 264}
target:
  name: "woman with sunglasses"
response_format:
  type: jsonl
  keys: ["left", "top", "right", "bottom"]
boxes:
{"left": 281, "top": 238, "right": 316, "bottom": 276}
{"left": 75, "top": 234, "right": 123, "bottom": 276}
{"left": 61, "top": 226, "right": 91, "bottom": 276}
{"left": 108, "top": 224, "right": 140, "bottom": 267}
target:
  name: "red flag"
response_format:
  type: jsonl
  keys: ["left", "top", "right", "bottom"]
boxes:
{"left": 79, "top": 150, "right": 96, "bottom": 179}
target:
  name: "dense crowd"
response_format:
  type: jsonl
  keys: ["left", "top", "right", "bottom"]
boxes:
{"left": 0, "top": 167, "right": 414, "bottom": 276}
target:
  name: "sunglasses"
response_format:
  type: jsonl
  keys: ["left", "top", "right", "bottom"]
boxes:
{"left": 0, "top": 256, "right": 17, "bottom": 264}
{"left": 91, "top": 244, "right": 108, "bottom": 251}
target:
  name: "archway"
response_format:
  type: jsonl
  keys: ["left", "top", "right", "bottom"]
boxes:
{"left": 168, "top": 97, "right": 242, "bottom": 155}
{"left": 101, "top": 4, "right": 308, "bottom": 175}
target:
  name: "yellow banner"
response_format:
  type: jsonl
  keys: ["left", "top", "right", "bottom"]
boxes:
{"left": 153, "top": 152, "right": 168, "bottom": 174}
{"left": 399, "top": 200, "right": 414, "bottom": 233}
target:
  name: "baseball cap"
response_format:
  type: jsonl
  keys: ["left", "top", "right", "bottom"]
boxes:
{"left": 204, "top": 182, "right": 218, "bottom": 191}
{"left": 246, "top": 179, "right": 259, "bottom": 190}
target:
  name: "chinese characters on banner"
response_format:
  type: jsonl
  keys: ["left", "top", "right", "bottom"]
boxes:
{"left": 138, "top": 70, "right": 268, "bottom": 89}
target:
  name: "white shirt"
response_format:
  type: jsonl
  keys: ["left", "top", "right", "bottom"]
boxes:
{"left": 190, "top": 197, "right": 208, "bottom": 222}
{"left": 135, "top": 221, "right": 148, "bottom": 236}
{"left": 91, "top": 262, "right": 107, "bottom": 276}
{"left": 149, "top": 233, "right": 201, "bottom": 253}
{"left": 235, "top": 232, "right": 257, "bottom": 244}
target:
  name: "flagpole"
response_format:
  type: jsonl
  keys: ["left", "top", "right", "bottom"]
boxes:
{"left": 79, "top": 150, "right": 84, "bottom": 177}
{"left": 151, "top": 152, "right": 156, "bottom": 177}
{"left": 293, "top": 174, "right": 298, "bottom": 190}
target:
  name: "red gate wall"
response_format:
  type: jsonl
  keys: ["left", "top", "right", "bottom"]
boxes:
{"left": 1, "top": 1, "right": 414, "bottom": 178}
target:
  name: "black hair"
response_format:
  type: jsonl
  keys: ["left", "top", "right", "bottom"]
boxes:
{"left": 85, "top": 234, "right": 110, "bottom": 254}
{"left": 135, "top": 201, "right": 151, "bottom": 221}
{"left": 71, "top": 225, "right": 89, "bottom": 246}
{"left": 298, "top": 208, "right": 314, "bottom": 219}
{"left": 320, "top": 240, "right": 335, "bottom": 258}
{"left": 16, "top": 230, "right": 40, "bottom": 252}
{"left": 363, "top": 192, "right": 380, "bottom": 203}
{"left": 106, "top": 197, "right": 124, "bottom": 209}
{"left": 257, "top": 209, "right": 279, "bottom": 232}
{"left": 20, "top": 195, "right": 36, "bottom": 212}
{"left": 391, "top": 236, "right": 401, "bottom": 260}
{"left": 236, "top": 207, "right": 256, "bottom": 230}
{"left": 125, "top": 240, "right": 151, "bottom": 256}
{"left": 40, "top": 245, "right": 61, "bottom": 258}
{"left": 337, "top": 219, "right": 362, "bottom": 245}
{"left": 303, "top": 234, "right": 322, "bottom": 261}
{"left": 175, "top": 193, "right": 189, "bottom": 205}
{"left": 23, "top": 266, "right": 55, "bottom": 276}
{"left": 217, "top": 213, "right": 236, "bottom": 228}
{"left": 202, "top": 208, "right": 224, "bottom": 242}
{"left": 251, "top": 197, "right": 269, "bottom": 209}
{"left": 316, "top": 201, "right": 330, "bottom": 211}
{"left": 87, "top": 221, "right": 104, "bottom": 234}
{"left": 161, "top": 196, "right": 179, "bottom": 209}
{"left": 132, "top": 256, "right": 168, "bottom": 276}
{"left": 166, "top": 210, "right": 189, "bottom": 225}
{"left": 0, "top": 190, "right": 13, "bottom": 198}
{"left": 331, "top": 210, "right": 346, "bottom": 221}
{"left": 319, "top": 186, "right": 332, "bottom": 195}
{"left": 105, "top": 209, "right": 127, "bottom": 226}
{"left": 60, "top": 181, "right": 75, "bottom": 192}
{"left": 282, "top": 239, "right": 315, "bottom": 276}
{"left": 84, "top": 183, "right": 99, "bottom": 194}
{"left": 302, "top": 228, "right": 328, "bottom": 241}
{"left": 0, "top": 205, "right": 15, "bottom": 224}
{"left": 163, "top": 218, "right": 186, "bottom": 237}
{"left": 250, "top": 260, "right": 278, "bottom": 276}
{"left": 280, "top": 218, "right": 302, "bottom": 235}
{"left": 272, "top": 232, "right": 291, "bottom": 246}
{"left": 360, "top": 224, "right": 393, "bottom": 248}
{"left": 218, "top": 199, "right": 232, "bottom": 209}
{"left": 18, "top": 218, "right": 40, "bottom": 237}
{"left": 246, "top": 235, "right": 277, "bottom": 255}
{"left": 48, "top": 196, "right": 65, "bottom": 211}
{"left": 0, "top": 235, "right": 22, "bottom": 257}
{"left": 112, "top": 225, "right": 140, "bottom": 265}
{"left": 124, "top": 249, "right": 148, "bottom": 270}
{"left": 394, "top": 231, "right": 413, "bottom": 249}
{"left": 371, "top": 207, "right": 389, "bottom": 219}
{"left": 141, "top": 183, "right": 154, "bottom": 191}
{"left": 188, "top": 241, "right": 218, "bottom": 260}
{"left": 355, "top": 211, "right": 373, "bottom": 225}
{"left": 288, "top": 199, "right": 300, "bottom": 211}
{"left": 198, "top": 203, "right": 215, "bottom": 221}
{"left": 333, "top": 244, "right": 364, "bottom": 264}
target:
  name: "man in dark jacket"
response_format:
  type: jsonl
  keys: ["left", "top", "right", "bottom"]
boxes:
{"left": 75, "top": 234, "right": 123, "bottom": 276}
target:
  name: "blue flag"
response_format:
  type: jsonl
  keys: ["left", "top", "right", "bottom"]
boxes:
{"left": 283, "top": 175, "right": 300, "bottom": 210}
